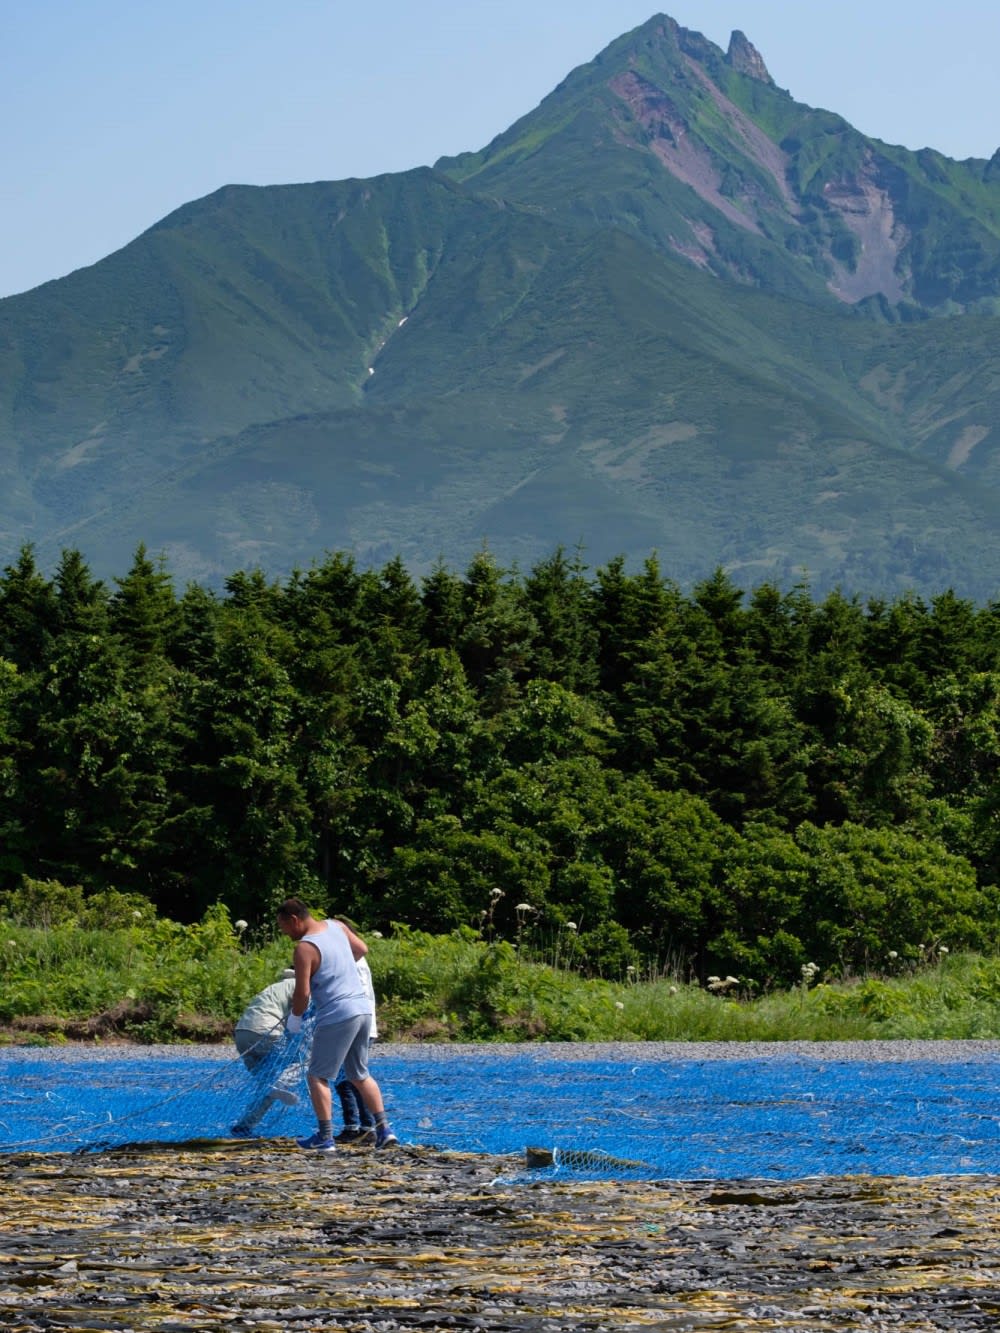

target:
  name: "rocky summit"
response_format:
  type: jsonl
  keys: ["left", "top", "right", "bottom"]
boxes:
{"left": 2, "top": 14, "right": 1000, "bottom": 596}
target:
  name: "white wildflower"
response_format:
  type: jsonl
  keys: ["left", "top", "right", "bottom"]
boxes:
{"left": 234, "top": 919, "right": 248, "bottom": 933}
{"left": 614, "top": 1001, "right": 624, "bottom": 1011}
{"left": 565, "top": 922, "right": 577, "bottom": 932}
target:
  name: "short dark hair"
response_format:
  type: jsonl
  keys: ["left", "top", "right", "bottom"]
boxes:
{"left": 276, "top": 897, "right": 310, "bottom": 920}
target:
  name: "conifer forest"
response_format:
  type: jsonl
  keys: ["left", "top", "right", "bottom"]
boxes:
{"left": 2, "top": 542, "right": 999, "bottom": 988}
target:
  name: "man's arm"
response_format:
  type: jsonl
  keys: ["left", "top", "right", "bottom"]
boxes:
{"left": 335, "top": 919, "right": 368, "bottom": 960}
{"left": 290, "top": 940, "right": 316, "bottom": 1016}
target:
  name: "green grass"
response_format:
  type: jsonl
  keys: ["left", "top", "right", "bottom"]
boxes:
{"left": 3, "top": 904, "right": 999, "bottom": 1045}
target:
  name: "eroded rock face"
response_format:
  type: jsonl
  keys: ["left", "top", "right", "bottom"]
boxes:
{"left": 726, "top": 30, "right": 775, "bottom": 85}
{"left": 822, "top": 155, "right": 909, "bottom": 304}
{"left": 3, "top": 1143, "right": 1000, "bottom": 1330}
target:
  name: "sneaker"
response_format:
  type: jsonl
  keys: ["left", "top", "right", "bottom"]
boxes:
{"left": 375, "top": 1126, "right": 398, "bottom": 1150}
{"left": 231, "top": 1124, "right": 253, "bottom": 1138}
{"left": 296, "top": 1131, "right": 336, "bottom": 1152}
{"left": 336, "top": 1127, "right": 376, "bottom": 1147}
{"left": 269, "top": 1086, "right": 299, "bottom": 1106}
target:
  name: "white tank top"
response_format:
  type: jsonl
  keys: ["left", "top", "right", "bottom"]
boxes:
{"left": 302, "top": 921, "right": 370, "bottom": 1028}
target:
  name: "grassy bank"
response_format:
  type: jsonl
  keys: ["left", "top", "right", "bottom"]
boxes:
{"left": 2, "top": 899, "right": 1000, "bottom": 1045}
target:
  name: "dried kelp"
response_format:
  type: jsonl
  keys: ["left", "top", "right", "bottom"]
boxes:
{"left": 2, "top": 1140, "right": 1000, "bottom": 1330}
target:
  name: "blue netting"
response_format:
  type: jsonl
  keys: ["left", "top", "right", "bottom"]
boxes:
{"left": 2, "top": 1046, "right": 1000, "bottom": 1179}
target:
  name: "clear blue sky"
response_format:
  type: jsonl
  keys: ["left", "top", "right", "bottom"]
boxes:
{"left": 2, "top": 0, "right": 998, "bottom": 299}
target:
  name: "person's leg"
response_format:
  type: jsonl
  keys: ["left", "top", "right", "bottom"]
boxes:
{"left": 308, "top": 1071, "right": 334, "bottom": 1125}
{"left": 335, "top": 1070, "right": 361, "bottom": 1129}
{"left": 335, "top": 1072, "right": 374, "bottom": 1142}
{"left": 232, "top": 1030, "right": 282, "bottom": 1135}
{"left": 359, "top": 1039, "right": 376, "bottom": 1129}
{"left": 299, "top": 1018, "right": 365, "bottom": 1150}
{"left": 343, "top": 1022, "right": 397, "bottom": 1148}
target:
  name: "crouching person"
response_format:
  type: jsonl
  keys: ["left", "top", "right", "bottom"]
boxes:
{"left": 231, "top": 968, "right": 303, "bottom": 1136}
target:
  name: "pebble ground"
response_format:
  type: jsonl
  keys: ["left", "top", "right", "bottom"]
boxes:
{"left": 3, "top": 1137, "right": 1000, "bottom": 1331}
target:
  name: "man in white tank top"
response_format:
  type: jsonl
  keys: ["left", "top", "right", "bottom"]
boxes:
{"left": 276, "top": 897, "right": 397, "bottom": 1152}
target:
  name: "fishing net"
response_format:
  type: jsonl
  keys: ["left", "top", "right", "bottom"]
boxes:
{"left": 3, "top": 1045, "right": 1000, "bottom": 1180}
{"left": 0, "top": 1019, "right": 317, "bottom": 1155}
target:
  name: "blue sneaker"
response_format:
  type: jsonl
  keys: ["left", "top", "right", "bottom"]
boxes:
{"left": 375, "top": 1126, "right": 398, "bottom": 1150}
{"left": 296, "top": 1131, "right": 336, "bottom": 1152}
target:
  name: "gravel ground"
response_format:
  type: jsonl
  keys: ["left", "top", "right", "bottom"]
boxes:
{"left": 3, "top": 1140, "right": 1000, "bottom": 1331}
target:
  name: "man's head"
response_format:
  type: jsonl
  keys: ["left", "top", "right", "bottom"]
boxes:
{"left": 276, "top": 897, "right": 313, "bottom": 940}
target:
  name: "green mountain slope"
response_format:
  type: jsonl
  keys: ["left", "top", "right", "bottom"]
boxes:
{"left": 1, "top": 13, "right": 1000, "bottom": 596}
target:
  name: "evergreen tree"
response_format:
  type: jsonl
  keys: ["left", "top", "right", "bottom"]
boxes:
{"left": 358, "top": 556, "right": 425, "bottom": 674}
{"left": 520, "top": 547, "right": 599, "bottom": 693}
{"left": 0, "top": 545, "right": 58, "bottom": 670}
{"left": 173, "top": 611, "right": 316, "bottom": 920}
{"left": 457, "top": 549, "right": 537, "bottom": 708}
{"left": 109, "top": 544, "right": 178, "bottom": 674}
{"left": 421, "top": 561, "right": 465, "bottom": 651}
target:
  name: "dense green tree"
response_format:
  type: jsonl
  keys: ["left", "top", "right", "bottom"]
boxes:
{"left": 357, "top": 556, "right": 425, "bottom": 674}
{"left": 520, "top": 547, "right": 599, "bottom": 693}
{"left": 173, "top": 612, "right": 316, "bottom": 920}
{"left": 380, "top": 815, "right": 550, "bottom": 934}
{"left": 110, "top": 545, "right": 178, "bottom": 674}
{"left": 589, "top": 553, "right": 679, "bottom": 700}
{"left": 457, "top": 549, "right": 537, "bottom": 707}
{"left": 286, "top": 552, "right": 366, "bottom": 647}
{"left": 421, "top": 562, "right": 466, "bottom": 652}
{"left": 0, "top": 658, "right": 23, "bottom": 884}
{"left": 709, "top": 823, "right": 814, "bottom": 983}
{"left": 9, "top": 601, "right": 174, "bottom": 896}
{"left": 0, "top": 545, "right": 58, "bottom": 670}
{"left": 744, "top": 581, "right": 813, "bottom": 682}
{"left": 52, "top": 549, "right": 109, "bottom": 637}
{"left": 170, "top": 583, "right": 223, "bottom": 674}
{"left": 1, "top": 541, "right": 999, "bottom": 979}
{"left": 863, "top": 591, "right": 930, "bottom": 699}
{"left": 795, "top": 820, "right": 994, "bottom": 973}
{"left": 599, "top": 777, "right": 735, "bottom": 971}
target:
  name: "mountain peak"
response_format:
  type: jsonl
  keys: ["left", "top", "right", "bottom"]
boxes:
{"left": 724, "top": 29, "right": 774, "bottom": 84}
